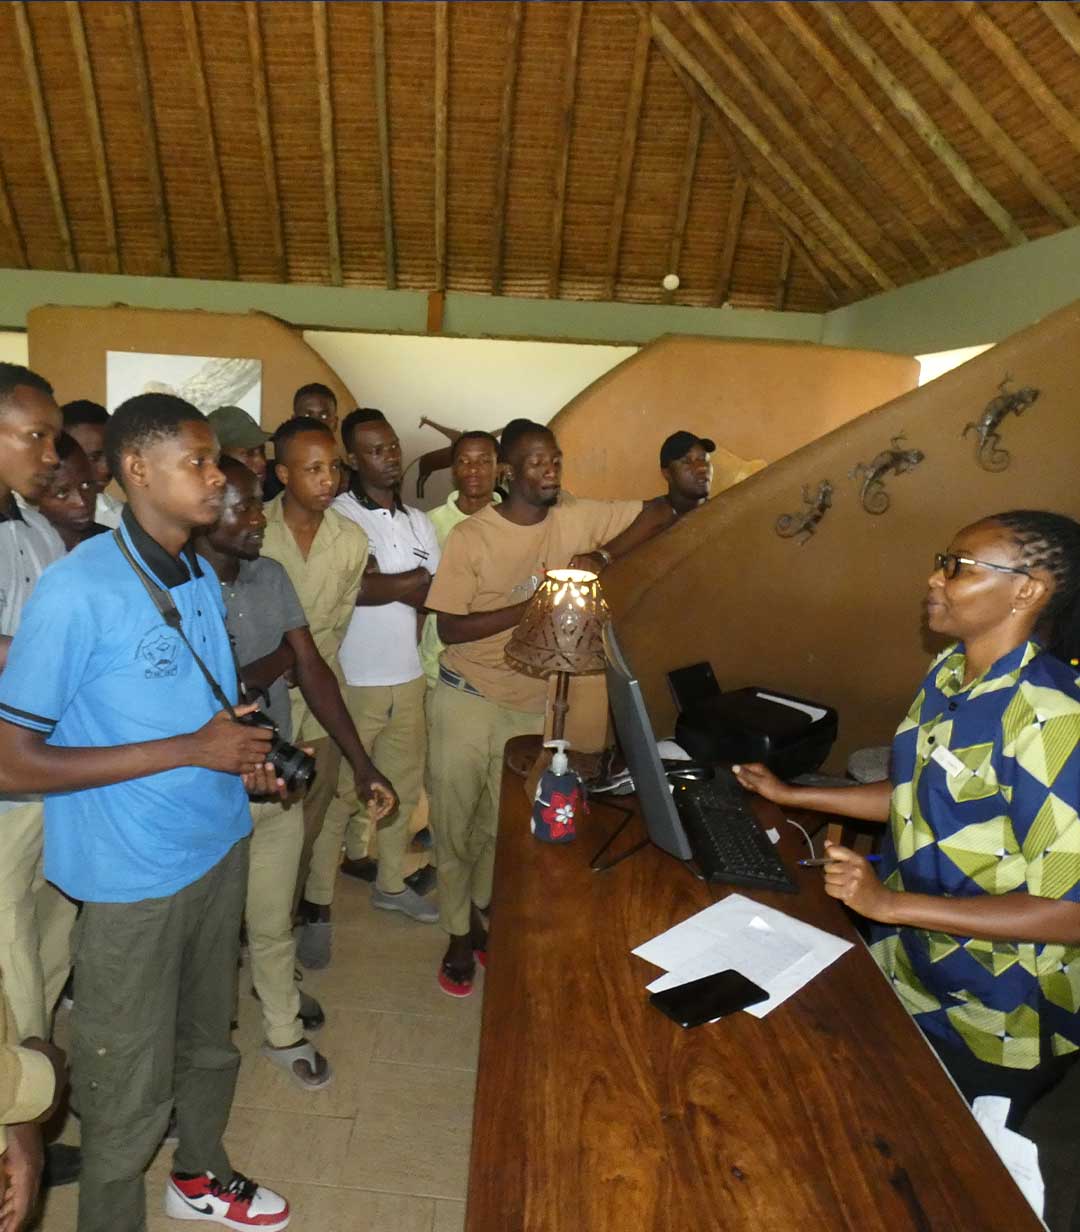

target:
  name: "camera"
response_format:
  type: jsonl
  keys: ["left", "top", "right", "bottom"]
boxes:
{"left": 236, "top": 711, "right": 317, "bottom": 794}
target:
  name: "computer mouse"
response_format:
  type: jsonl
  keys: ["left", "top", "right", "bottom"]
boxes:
{"left": 666, "top": 764, "right": 714, "bottom": 783}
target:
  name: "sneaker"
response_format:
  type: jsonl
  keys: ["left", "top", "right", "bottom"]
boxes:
{"left": 293, "top": 920, "right": 332, "bottom": 970}
{"left": 372, "top": 884, "right": 438, "bottom": 924}
{"left": 404, "top": 864, "right": 437, "bottom": 897}
{"left": 165, "top": 1170, "right": 290, "bottom": 1229}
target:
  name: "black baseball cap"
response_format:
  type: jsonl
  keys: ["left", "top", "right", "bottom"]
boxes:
{"left": 659, "top": 430, "right": 716, "bottom": 468}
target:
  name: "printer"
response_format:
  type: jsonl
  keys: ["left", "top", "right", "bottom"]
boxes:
{"left": 669, "top": 663, "right": 837, "bottom": 779}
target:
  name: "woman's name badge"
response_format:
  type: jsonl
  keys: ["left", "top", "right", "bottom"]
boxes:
{"left": 931, "top": 744, "right": 967, "bottom": 776}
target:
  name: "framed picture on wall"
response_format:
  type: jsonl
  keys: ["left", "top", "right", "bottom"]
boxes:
{"left": 106, "top": 352, "right": 263, "bottom": 421}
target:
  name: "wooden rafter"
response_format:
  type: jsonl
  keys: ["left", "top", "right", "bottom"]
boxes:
{"left": 1040, "top": 0, "right": 1080, "bottom": 57}
{"left": 960, "top": 2, "right": 1080, "bottom": 159}
{"left": 714, "top": 175, "right": 746, "bottom": 306}
{"left": 870, "top": 1, "right": 1078, "bottom": 228}
{"left": 123, "top": 1, "right": 171, "bottom": 275}
{"left": 775, "top": 239, "right": 793, "bottom": 312}
{"left": 371, "top": 2, "right": 396, "bottom": 290}
{"left": 814, "top": 1, "right": 1026, "bottom": 247}
{"left": 664, "top": 105, "right": 702, "bottom": 302}
{"left": 603, "top": 13, "right": 651, "bottom": 300}
{"left": 244, "top": 1, "right": 285, "bottom": 281}
{"left": 650, "top": 8, "right": 891, "bottom": 291}
{"left": 549, "top": 0, "right": 583, "bottom": 299}
{"left": 673, "top": 1, "right": 899, "bottom": 287}
{"left": 434, "top": 1, "right": 449, "bottom": 293}
{"left": 179, "top": 1, "right": 236, "bottom": 278}
{"left": 12, "top": 1, "right": 75, "bottom": 271}
{"left": 0, "top": 163, "right": 27, "bottom": 268}
{"left": 722, "top": 2, "right": 942, "bottom": 274}
{"left": 66, "top": 1, "right": 118, "bottom": 272}
{"left": 490, "top": 0, "right": 523, "bottom": 295}
{"left": 772, "top": 2, "right": 969, "bottom": 245}
{"left": 752, "top": 182, "right": 842, "bottom": 306}
{"left": 311, "top": 1, "right": 341, "bottom": 285}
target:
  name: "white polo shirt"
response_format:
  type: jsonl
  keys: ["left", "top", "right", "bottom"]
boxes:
{"left": 333, "top": 489, "right": 440, "bottom": 687}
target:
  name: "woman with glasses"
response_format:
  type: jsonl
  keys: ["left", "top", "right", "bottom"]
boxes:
{"left": 735, "top": 509, "right": 1080, "bottom": 1127}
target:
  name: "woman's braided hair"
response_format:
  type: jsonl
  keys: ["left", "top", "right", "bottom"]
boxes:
{"left": 991, "top": 510, "right": 1080, "bottom": 665}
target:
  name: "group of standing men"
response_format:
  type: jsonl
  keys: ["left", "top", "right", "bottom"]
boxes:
{"left": 0, "top": 361, "right": 714, "bottom": 1232}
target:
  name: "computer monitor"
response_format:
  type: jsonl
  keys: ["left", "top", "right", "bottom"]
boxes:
{"left": 603, "top": 622, "right": 693, "bottom": 863}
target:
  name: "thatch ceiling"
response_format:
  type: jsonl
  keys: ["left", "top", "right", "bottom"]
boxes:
{"left": 0, "top": 1, "right": 1077, "bottom": 316}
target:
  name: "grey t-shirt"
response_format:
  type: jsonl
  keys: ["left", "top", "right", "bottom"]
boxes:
{"left": 219, "top": 556, "right": 307, "bottom": 740}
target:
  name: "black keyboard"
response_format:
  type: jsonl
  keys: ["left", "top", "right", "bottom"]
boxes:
{"left": 672, "top": 770, "right": 798, "bottom": 894}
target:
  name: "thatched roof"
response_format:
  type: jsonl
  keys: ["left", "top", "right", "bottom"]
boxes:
{"left": 0, "top": 1, "right": 1077, "bottom": 315}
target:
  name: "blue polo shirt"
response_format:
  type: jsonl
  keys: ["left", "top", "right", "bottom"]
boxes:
{"left": 0, "top": 509, "right": 251, "bottom": 903}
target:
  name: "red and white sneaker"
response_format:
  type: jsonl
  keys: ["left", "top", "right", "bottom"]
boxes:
{"left": 164, "top": 1171, "right": 290, "bottom": 1230}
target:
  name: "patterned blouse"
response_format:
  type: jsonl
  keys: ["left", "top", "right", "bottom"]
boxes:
{"left": 872, "top": 640, "right": 1080, "bottom": 1070}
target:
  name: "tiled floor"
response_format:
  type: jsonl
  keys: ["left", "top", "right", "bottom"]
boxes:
{"left": 35, "top": 871, "right": 482, "bottom": 1232}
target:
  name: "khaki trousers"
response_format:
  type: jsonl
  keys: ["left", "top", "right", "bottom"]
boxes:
{"left": 427, "top": 681, "right": 543, "bottom": 936}
{"left": 296, "top": 737, "right": 351, "bottom": 908}
{"left": 0, "top": 801, "right": 77, "bottom": 1039}
{"left": 246, "top": 800, "right": 303, "bottom": 1048}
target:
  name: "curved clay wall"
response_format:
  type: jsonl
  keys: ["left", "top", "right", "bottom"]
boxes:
{"left": 550, "top": 335, "right": 919, "bottom": 501}
{"left": 602, "top": 302, "right": 1080, "bottom": 769}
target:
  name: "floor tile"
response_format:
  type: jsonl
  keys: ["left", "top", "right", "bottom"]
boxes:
{"left": 434, "top": 1198, "right": 467, "bottom": 1232}
{"left": 372, "top": 1011, "right": 481, "bottom": 1072}
{"left": 243, "top": 1109, "right": 356, "bottom": 1186}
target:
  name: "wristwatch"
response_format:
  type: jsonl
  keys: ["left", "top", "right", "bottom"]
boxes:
{"left": 594, "top": 547, "right": 614, "bottom": 569}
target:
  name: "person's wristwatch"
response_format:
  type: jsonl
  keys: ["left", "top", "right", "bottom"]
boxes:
{"left": 594, "top": 547, "right": 614, "bottom": 569}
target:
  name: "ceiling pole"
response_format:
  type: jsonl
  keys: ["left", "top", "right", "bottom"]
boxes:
{"left": 312, "top": 1, "right": 342, "bottom": 285}
{"left": 603, "top": 12, "right": 651, "bottom": 301}
{"left": 714, "top": 174, "right": 747, "bottom": 307}
{"left": 774, "top": 238, "right": 793, "bottom": 312}
{"left": 433, "top": 0, "right": 449, "bottom": 294}
{"left": 244, "top": 1, "right": 285, "bottom": 282}
{"left": 66, "top": 1, "right": 119, "bottom": 272}
{"left": 490, "top": 0, "right": 523, "bottom": 295}
{"left": 664, "top": 105, "right": 701, "bottom": 303}
{"left": 122, "top": 1, "right": 172, "bottom": 275}
{"left": 12, "top": 1, "right": 76, "bottom": 271}
{"left": 1038, "top": 0, "right": 1080, "bottom": 58}
{"left": 815, "top": 1, "right": 1026, "bottom": 247}
{"left": 372, "top": 2, "right": 397, "bottom": 290}
{"left": 548, "top": 0, "right": 583, "bottom": 300}
{"left": 0, "top": 165, "right": 27, "bottom": 268}
{"left": 179, "top": 0, "right": 237, "bottom": 278}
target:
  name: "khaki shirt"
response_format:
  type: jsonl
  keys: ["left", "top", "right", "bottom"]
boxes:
{"left": 1, "top": 990, "right": 55, "bottom": 1150}
{"left": 426, "top": 499, "right": 640, "bottom": 713}
{"left": 261, "top": 495, "right": 369, "bottom": 742}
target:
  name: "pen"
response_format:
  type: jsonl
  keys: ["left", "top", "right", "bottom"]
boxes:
{"left": 798, "top": 854, "right": 883, "bottom": 868}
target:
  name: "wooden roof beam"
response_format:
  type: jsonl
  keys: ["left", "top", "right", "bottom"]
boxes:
{"left": 12, "top": 1, "right": 76, "bottom": 271}
{"left": 714, "top": 174, "right": 746, "bottom": 307}
{"left": 673, "top": 1, "right": 900, "bottom": 287}
{"left": 775, "top": 239, "right": 793, "bottom": 313}
{"left": 490, "top": 0, "right": 523, "bottom": 295}
{"left": 372, "top": 2, "right": 396, "bottom": 290}
{"left": 244, "top": 1, "right": 285, "bottom": 282}
{"left": 434, "top": 1, "right": 448, "bottom": 294}
{"left": 722, "top": 2, "right": 943, "bottom": 274}
{"left": 814, "top": 1, "right": 1026, "bottom": 247}
{"left": 122, "top": 1, "right": 171, "bottom": 275}
{"left": 603, "top": 12, "right": 650, "bottom": 300}
{"left": 179, "top": 1, "right": 236, "bottom": 278}
{"left": 66, "top": 1, "right": 118, "bottom": 273}
{"left": 962, "top": 2, "right": 1080, "bottom": 160}
{"left": 549, "top": 1, "right": 583, "bottom": 299}
{"left": 664, "top": 105, "right": 701, "bottom": 302}
{"left": 871, "top": 1, "right": 1078, "bottom": 228}
{"left": 312, "top": 2, "right": 342, "bottom": 285}
{"left": 1040, "top": 0, "right": 1080, "bottom": 58}
{"left": 650, "top": 8, "right": 892, "bottom": 291}
{"left": 0, "top": 164, "right": 27, "bottom": 268}
{"left": 772, "top": 2, "right": 969, "bottom": 245}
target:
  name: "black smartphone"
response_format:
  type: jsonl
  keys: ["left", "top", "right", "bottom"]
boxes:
{"left": 649, "top": 969, "right": 768, "bottom": 1029}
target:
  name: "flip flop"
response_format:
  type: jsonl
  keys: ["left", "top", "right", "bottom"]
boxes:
{"left": 259, "top": 1040, "right": 333, "bottom": 1090}
{"left": 437, "top": 959, "right": 474, "bottom": 998}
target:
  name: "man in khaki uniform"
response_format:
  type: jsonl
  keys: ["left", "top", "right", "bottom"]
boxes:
{"left": 426, "top": 420, "right": 668, "bottom": 997}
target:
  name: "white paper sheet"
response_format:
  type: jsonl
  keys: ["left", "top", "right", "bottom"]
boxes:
{"left": 972, "top": 1096, "right": 1045, "bottom": 1218}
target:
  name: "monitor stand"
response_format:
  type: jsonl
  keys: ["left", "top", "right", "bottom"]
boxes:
{"left": 589, "top": 797, "right": 649, "bottom": 872}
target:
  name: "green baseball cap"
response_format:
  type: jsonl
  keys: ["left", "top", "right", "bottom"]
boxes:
{"left": 207, "top": 405, "right": 271, "bottom": 449}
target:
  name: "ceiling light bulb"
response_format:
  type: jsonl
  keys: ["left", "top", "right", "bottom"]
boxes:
{"left": 662, "top": 273, "right": 680, "bottom": 291}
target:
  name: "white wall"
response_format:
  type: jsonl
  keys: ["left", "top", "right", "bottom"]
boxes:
{"left": 0, "top": 331, "right": 28, "bottom": 365}
{"left": 304, "top": 330, "right": 637, "bottom": 508}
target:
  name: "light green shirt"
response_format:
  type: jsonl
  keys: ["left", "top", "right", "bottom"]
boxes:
{"left": 419, "top": 489, "right": 500, "bottom": 686}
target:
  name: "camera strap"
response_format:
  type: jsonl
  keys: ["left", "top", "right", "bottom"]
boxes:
{"left": 113, "top": 529, "right": 240, "bottom": 720}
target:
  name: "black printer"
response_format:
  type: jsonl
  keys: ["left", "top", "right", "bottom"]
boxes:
{"left": 668, "top": 662, "right": 837, "bottom": 779}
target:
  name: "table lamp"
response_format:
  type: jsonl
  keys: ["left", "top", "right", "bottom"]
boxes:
{"left": 505, "top": 568, "right": 609, "bottom": 843}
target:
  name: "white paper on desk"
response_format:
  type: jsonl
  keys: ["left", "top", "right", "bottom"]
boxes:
{"left": 972, "top": 1096, "right": 1044, "bottom": 1218}
{"left": 633, "top": 893, "right": 852, "bottom": 1018}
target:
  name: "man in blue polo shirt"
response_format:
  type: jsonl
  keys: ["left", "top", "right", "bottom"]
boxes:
{"left": 0, "top": 395, "right": 291, "bottom": 1232}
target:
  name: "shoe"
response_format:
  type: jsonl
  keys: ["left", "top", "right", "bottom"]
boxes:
{"left": 372, "top": 885, "right": 438, "bottom": 924}
{"left": 339, "top": 856, "right": 378, "bottom": 882}
{"left": 404, "top": 864, "right": 437, "bottom": 897}
{"left": 299, "top": 990, "right": 325, "bottom": 1032}
{"left": 293, "top": 920, "right": 332, "bottom": 970}
{"left": 437, "top": 959, "right": 474, "bottom": 999}
{"left": 413, "top": 826, "right": 433, "bottom": 850}
{"left": 259, "top": 1039, "right": 333, "bottom": 1091}
{"left": 43, "top": 1142, "right": 81, "bottom": 1188}
{"left": 165, "top": 1170, "right": 290, "bottom": 1229}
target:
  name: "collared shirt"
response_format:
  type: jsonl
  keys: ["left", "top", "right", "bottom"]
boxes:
{"left": 95, "top": 489, "right": 124, "bottom": 529}
{"left": 872, "top": 640, "right": 1080, "bottom": 1070}
{"left": 0, "top": 507, "right": 251, "bottom": 903}
{"left": 261, "top": 494, "right": 368, "bottom": 741}
{"left": 219, "top": 557, "right": 307, "bottom": 740}
{"left": 333, "top": 489, "right": 440, "bottom": 688}
{"left": 419, "top": 489, "right": 501, "bottom": 686}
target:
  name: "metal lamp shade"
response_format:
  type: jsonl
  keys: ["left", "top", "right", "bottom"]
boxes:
{"left": 505, "top": 569, "right": 610, "bottom": 677}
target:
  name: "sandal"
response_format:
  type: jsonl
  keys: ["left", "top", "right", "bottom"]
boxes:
{"left": 259, "top": 1039, "right": 333, "bottom": 1090}
{"left": 437, "top": 958, "right": 474, "bottom": 998}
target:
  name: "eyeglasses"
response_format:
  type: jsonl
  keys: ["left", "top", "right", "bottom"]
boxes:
{"left": 934, "top": 552, "right": 1031, "bottom": 580}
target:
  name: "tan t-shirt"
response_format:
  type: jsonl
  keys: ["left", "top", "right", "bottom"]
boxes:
{"left": 426, "top": 499, "right": 641, "bottom": 713}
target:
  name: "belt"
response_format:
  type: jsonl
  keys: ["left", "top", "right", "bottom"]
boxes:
{"left": 439, "top": 664, "right": 484, "bottom": 698}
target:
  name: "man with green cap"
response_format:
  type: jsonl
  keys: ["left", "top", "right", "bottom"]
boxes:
{"left": 207, "top": 405, "right": 271, "bottom": 485}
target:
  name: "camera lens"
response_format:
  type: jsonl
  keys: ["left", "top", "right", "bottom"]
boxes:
{"left": 266, "top": 735, "right": 317, "bottom": 794}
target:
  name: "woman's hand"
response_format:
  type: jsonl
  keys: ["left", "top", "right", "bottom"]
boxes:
{"left": 731, "top": 762, "right": 795, "bottom": 807}
{"left": 822, "top": 842, "right": 897, "bottom": 922}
